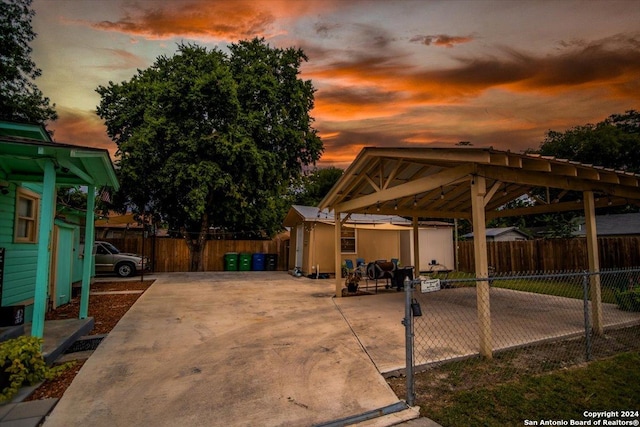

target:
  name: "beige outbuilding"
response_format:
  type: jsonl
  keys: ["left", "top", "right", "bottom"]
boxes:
{"left": 283, "top": 205, "right": 454, "bottom": 276}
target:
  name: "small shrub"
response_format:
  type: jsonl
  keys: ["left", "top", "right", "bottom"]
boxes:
{"left": 0, "top": 336, "right": 75, "bottom": 402}
{"left": 615, "top": 287, "right": 640, "bottom": 312}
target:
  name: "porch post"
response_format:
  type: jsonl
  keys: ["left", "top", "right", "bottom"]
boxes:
{"left": 79, "top": 185, "right": 96, "bottom": 319}
{"left": 412, "top": 216, "right": 420, "bottom": 274}
{"left": 471, "top": 175, "right": 492, "bottom": 358}
{"left": 335, "top": 210, "right": 343, "bottom": 297}
{"left": 583, "top": 191, "right": 603, "bottom": 334}
{"left": 32, "top": 160, "right": 56, "bottom": 338}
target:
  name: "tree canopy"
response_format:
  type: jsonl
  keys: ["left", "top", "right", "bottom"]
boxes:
{"left": 534, "top": 110, "right": 640, "bottom": 173}
{"left": 96, "top": 40, "right": 323, "bottom": 270}
{"left": 0, "top": 0, "right": 56, "bottom": 124}
{"left": 292, "top": 167, "right": 343, "bottom": 207}
{"left": 497, "top": 110, "right": 640, "bottom": 238}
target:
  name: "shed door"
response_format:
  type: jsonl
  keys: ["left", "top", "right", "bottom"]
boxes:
{"left": 52, "top": 225, "right": 74, "bottom": 308}
{"left": 295, "top": 224, "right": 304, "bottom": 269}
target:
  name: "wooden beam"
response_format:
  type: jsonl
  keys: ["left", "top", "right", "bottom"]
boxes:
{"left": 383, "top": 159, "right": 404, "bottom": 190}
{"left": 335, "top": 209, "right": 343, "bottom": 297}
{"left": 583, "top": 191, "right": 603, "bottom": 335}
{"left": 478, "top": 165, "right": 640, "bottom": 199}
{"left": 333, "top": 164, "right": 476, "bottom": 212}
{"left": 364, "top": 174, "right": 381, "bottom": 193}
{"left": 471, "top": 175, "right": 492, "bottom": 359}
{"left": 484, "top": 181, "right": 502, "bottom": 207}
{"left": 522, "top": 157, "right": 552, "bottom": 172}
{"left": 486, "top": 197, "right": 628, "bottom": 220}
{"left": 362, "top": 147, "right": 492, "bottom": 163}
{"left": 413, "top": 217, "right": 420, "bottom": 273}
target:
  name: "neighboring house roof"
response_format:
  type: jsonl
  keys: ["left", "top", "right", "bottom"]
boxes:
{"left": 95, "top": 212, "right": 143, "bottom": 229}
{"left": 574, "top": 213, "right": 640, "bottom": 236}
{"left": 283, "top": 205, "right": 452, "bottom": 228}
{"left": 462, "top": 227, "right": 529, "bottom": 239}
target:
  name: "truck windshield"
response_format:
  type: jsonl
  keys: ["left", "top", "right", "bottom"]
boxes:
{"left": 102, "top": 242, "right": 121, "bottom": 254}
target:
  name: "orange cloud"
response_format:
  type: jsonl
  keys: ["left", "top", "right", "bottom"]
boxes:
{"left": 90, "top": 1, "right": 275, "bottom": 40}
{"left": 87, "top": 0, "right": 341, "bottom": 41}
{"left": 48, "top": 107, "right": 118, "bottom": 159}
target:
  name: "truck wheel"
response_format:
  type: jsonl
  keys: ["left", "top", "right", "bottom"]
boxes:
{"left": 116, "top": 262, "right": 135, "bottom": 277}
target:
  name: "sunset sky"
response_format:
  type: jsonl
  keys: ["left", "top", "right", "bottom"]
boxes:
{"left": 31, "top": 0, "right": 640, "bottom": 168}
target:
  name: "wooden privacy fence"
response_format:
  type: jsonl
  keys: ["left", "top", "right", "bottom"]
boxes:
{"left": 103, "top": 237, "right": 289, "bottom": 272}
{"left": 457, "top": 236, "right": 640, "bottom": 272}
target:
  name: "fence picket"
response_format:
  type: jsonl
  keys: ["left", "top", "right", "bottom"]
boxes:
{"left": 102, "top": 237, "right": 288, "bottom": 272}
{"left": 458, "top": 236, "right": 640, "bottom": 273}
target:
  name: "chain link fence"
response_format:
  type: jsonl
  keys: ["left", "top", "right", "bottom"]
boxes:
{"left": 401, "top": 268, "right": 640, "bottom": 405}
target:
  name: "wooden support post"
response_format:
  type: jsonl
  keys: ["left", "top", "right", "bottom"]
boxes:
{"left": 471, "top": 175, "right": 492, "bottom": 358}
{"left": 80, "top": 185, "right": 96, "bottom": 319}
{"left": 412, "top": 216, "right": 420, "bottom": 274}
{"left": 335, "top": 210, "right": 343, "bottom": 297}
{"left": 583, "top": 191, "right": 603, "bottom": 335}
{"left": 32, "top": 160, "right": 56, "bottom": 339}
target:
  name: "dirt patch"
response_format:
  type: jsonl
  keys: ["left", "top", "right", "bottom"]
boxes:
{"left": 25, "top": 280, "right": 154, "bottom": 401}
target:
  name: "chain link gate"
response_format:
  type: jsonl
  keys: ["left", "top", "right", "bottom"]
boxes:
{"left": 402, "top": 268, "right": 640, "bottom": 406}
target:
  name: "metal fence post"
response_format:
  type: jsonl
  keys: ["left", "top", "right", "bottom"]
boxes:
{"left": 403, "top": 276, "right": 415, "bottom": 406}
{"left": 582, "top": 271, "right": 592, "bottom": 361}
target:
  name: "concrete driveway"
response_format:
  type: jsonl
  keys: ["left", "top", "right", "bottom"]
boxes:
{"left": 44, "top": 273, "right": 416, "bottom": 427}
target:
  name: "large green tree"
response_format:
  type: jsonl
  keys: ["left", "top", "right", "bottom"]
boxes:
{"left": 535, "top": 110, "right": 640, "bottom": 172}
{"left": 525, "top": 110, "right": 640, "bottom": 237}
{"left": 0, "top": 0, "right": 56, "bottom": 123}
{"left": 97, "top": 40, "right": 323, "bottom": 271}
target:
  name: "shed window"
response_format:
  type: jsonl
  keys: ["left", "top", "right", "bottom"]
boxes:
{"left": 14, "top": 188, "right": 39, "bottom": 243}
{"left": 340, "top": 228, "right": 356, "bottom": 253}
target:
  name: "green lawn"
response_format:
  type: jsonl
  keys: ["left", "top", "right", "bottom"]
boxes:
{"left": 426, "top": 351, "right": 640, "bottom": 427}
{"left": 439, "top": 272, "right": 620, "bottom": 304}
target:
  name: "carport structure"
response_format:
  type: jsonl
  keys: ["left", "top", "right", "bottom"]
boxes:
{"left": 318, "top": 147, "right": 640, "bottom": 358}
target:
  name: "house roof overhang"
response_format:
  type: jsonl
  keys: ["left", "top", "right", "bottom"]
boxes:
{"left": 318, "top": 147, "right": 640, "bottom": 220}
{"left": 0, "top": 133, "right": 119, "bottom": 191}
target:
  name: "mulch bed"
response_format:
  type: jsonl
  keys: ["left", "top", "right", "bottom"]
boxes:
{"left": 24, "top": 279, "right": 154, "bottom": 401}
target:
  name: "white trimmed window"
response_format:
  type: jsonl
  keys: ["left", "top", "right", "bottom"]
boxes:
{"left": 14, "top": 188, "right": 39, "bottom": 243}
{"left": 340, "top": 228, "right": 356, "bottom": 254}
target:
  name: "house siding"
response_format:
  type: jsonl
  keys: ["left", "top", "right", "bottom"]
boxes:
{"left": 0, "top": 183, "right": 39, "bottom": 309}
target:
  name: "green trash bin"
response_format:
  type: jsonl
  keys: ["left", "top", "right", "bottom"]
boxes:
{"left": 238, "top": 253, "right": 252, "bottom": 271}
{"left": 224, "top": 252, "right": 238, "bottom": 271}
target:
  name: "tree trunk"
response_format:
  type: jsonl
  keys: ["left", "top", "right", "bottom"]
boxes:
{"left": 180, "top": 215, "right": 209, "bottom": 272}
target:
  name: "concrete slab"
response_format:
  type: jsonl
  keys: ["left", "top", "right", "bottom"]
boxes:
{"left": 44, "top": 273, "right": 406, "bottom": 427}
{"left": 334, "top": 286, "right": 640, "bottom": 374}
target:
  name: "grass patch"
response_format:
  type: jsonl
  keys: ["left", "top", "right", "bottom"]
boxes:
{"left": 441, "top": 274, "right": 619, "bottom": 303}
{"left": 429, "top": 351, "right": 640, "bottom": 427}
{"left": 493, "top": 279, "right": 618, "bottom": 304}
{"left": 387, "top": 326, "right": 640, "bottom": 427}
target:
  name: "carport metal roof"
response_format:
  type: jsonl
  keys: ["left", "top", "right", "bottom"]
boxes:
{"left": 318, "top": 147, "right": 640, "bottom": 219}
{"left": 318, "top": 146, "right": 640, "bottom": 358}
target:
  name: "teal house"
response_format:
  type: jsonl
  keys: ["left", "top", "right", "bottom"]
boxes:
{"left": 0, "top": 121, "right": 119, "bottom": 338}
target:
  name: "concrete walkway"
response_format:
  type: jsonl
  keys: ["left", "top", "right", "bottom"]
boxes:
{"left": 44, "top": 273, "right": 416, "bottom": 427}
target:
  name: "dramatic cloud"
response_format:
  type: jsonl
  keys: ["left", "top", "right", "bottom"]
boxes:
{"left": 308, "top": 35, "right": 640, "bottom": 107}
{"left": 49, "top": 107, "right": 118, "bottom": 159}
{"left": 91, "top": 1, "right": 277, "bottom": 40}
{"left": 410, "top": 34, "right": 474, "bottom": 47}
